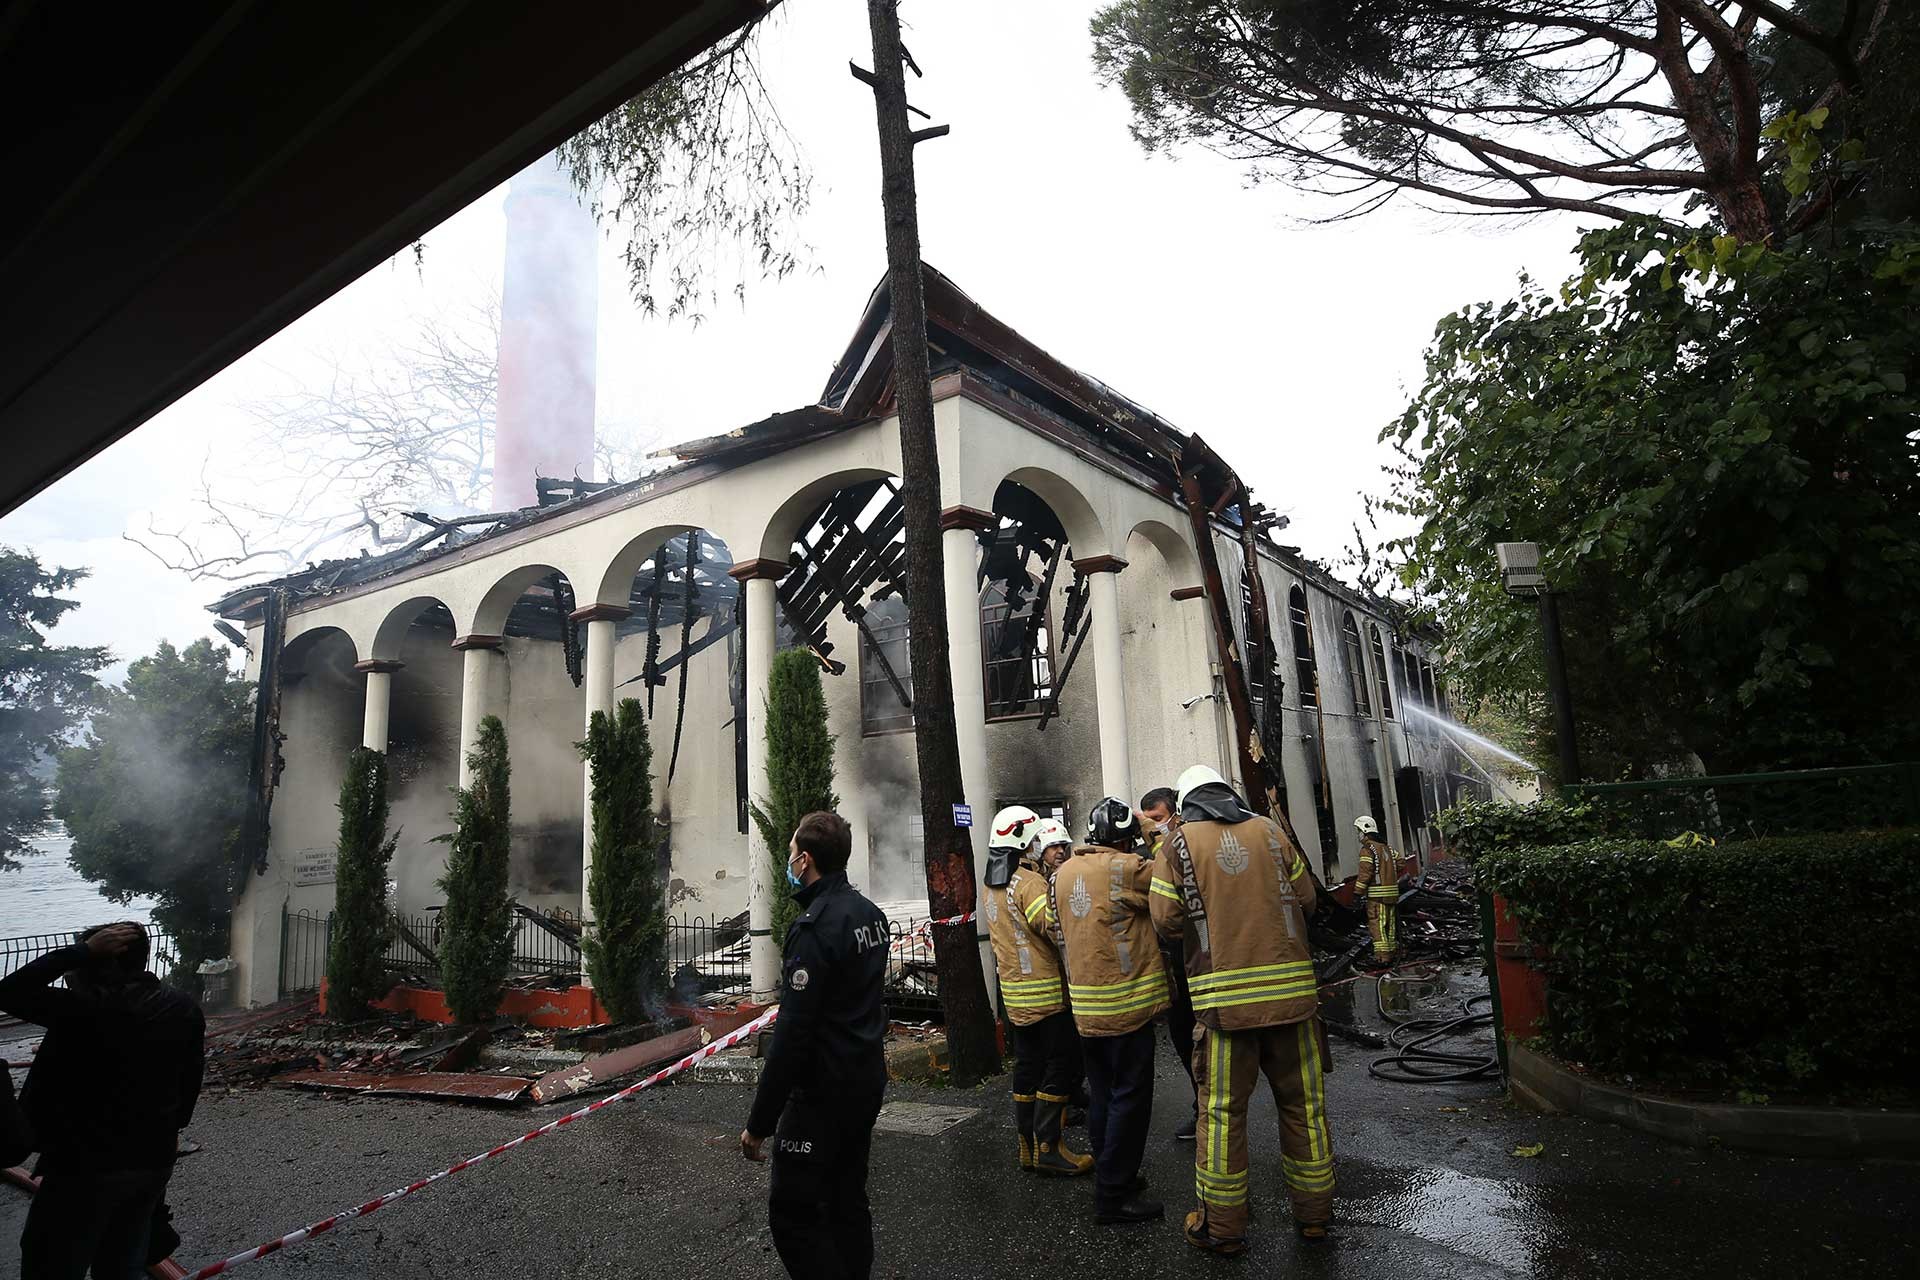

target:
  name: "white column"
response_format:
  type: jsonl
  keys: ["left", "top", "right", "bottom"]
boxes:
{"left": 453, "top": 636, "right": 502, "bottom": 788}
{"left": 355, "top": 661, "right": 398, "bottom": 752}
{"left": 940, "top": 516, "right": 999, "bottom": 997}
{"left": 736, "top": 565, "right": 783, "bottom": 1003}
{"left": 575, "top": 606, "right": 629, "bottom": 937}
{"left": 1081, "top": 559, "right": 1133, "bottom": 805}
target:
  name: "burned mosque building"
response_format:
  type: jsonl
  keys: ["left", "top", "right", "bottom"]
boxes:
{"left": 213, "top": 211, "right": 1472, "bottom": 1008}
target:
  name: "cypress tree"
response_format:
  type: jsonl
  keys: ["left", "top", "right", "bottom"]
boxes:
{"left": 580, "top": 698, "right": 667, "bottom": 1023}
{"left": 749, "top": 647, "right": 840, "bottom": 950}
{"left": 327, "top": 747, "right": 399, "bottom": 1019}
{"left": 438, "top": 715, "right": 514, "bottom": 1024}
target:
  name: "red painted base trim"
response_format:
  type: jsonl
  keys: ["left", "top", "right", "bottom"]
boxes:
{"left": 318, "top": 979, "right": 767, "bottom": 1033}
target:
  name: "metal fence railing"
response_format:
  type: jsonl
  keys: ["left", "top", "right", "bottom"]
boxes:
{"left": 277, "top": 908, "right": 953, "bottom": 1019}
{"left": 0, "top": 926, "right": 181, "bottom": 985}
{"left": 1564, "top": 762, "right": 1920, "bottom": 841}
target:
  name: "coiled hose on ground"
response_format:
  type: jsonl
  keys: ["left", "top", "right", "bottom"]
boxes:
{"left": 1367, "top": 986, "right": 1501, "bottom": 1084}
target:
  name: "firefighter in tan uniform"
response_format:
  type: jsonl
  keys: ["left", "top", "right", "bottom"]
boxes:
{"left": 1152, "top": 766, "right": 1334, "bottom": 1253}
{"left": 1352, "top": 815, "right": 1401, "bottom": 963}
{"left": 986, "top": 807, "right": 1092, "bottom": 1177}
{"left": 1045, "top": 798, "right": 1169, "bottom": 1225}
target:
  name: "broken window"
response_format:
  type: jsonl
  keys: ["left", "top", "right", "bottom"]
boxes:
{"left": 982, "top": 576, "right": 1056, "bottom": 720}
{"left": 859, "top": 593, "right": 914, "bottom": 736}
{"left": 1288, "top": 585, "right": 1318, "bottom": 709}
{"left": 1370, "top": 624, "right": 1395, "bottom": 719}
{"left": 1342, "top": 612, "right": 1370, "bottom": 717}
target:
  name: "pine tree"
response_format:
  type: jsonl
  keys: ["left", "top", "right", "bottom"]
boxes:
{"left": 579, "top": 698, "right": 668, "bottom": 1023}
{"left": 438, "top": 715, "right": 514, "bottom": 1024}
{"left": 749, "top": 648, "right": 840, "bottom": 950}
{"left": 326, "top": 746, "right": 399, "bottom": 1019}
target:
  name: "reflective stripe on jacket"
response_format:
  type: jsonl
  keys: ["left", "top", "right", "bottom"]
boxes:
{"left": 1046, "top": 845, "right": 1169, "bottom": 1036}
{"left": 1151, "top": 815, "right": 1319, "bottom": 1032}
{"left": 1354, "top": 836, "right": 1403, "bottom": 898}
{"left": 987, "top": 864, "right": 1064, "bottom": 1025}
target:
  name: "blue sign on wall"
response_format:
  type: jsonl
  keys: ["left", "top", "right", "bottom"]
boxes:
{"left": 952, "top": 804, "right": 973, "bottom": 828}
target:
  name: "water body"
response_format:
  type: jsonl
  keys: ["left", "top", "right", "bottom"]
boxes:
{"left": 1, "top": 825, "right": 156, "bottom": 940}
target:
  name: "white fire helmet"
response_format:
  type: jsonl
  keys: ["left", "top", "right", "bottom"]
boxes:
{"left": 1355, "top": 814, "right": 1380, "bottom": 836}
{"left": 988, "top": 805, "right": 1043, "bottom": 852}
{"left": 1175, "top": 764, "right": 1230, "bottom": 811}
{"left": 1033, "top": 818, "right": 1073, "bottom": 856}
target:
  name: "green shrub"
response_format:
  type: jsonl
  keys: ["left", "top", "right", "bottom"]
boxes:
{"left": 1438, "top": 796, "right": 1606, "bottom": 860}
{"left": 327, "top": 747, "right": 398, "bottom": 1018}
{"left": 1476, "top": 829, "right": 1920, "bottom": 1091}
{"left": 580, "top": 698, "right": 668, "bottom": 1023}
{"left": 748, "top": 648, "right": 840, "bottom": 951}
{"left": 438, "top": 716, "right": 514, "bottom": 1024}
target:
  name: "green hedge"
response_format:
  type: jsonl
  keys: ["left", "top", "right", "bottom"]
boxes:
{"left": 1475, "top": 829, "right": 1920, "bottom": 1092}
{"left": 1437, "top": 796, "right": 1609, "bottom": 859}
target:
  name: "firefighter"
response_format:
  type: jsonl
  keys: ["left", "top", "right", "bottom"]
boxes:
{"left": 1046, "top": 797, "right": 1169, "bottom": 1224}
{"left": 1152, "top": 765, "right": 1334, "bottom": 1253}
{"left": 741, "top": 811, "right": 891, "bottom": 1280}
{"left": 1353, "top": 815, "right": 1401, "bottom": 964}
{"left": 985, "top": 807, "right": 1092, "bottom": 1177}
{"left": 1139, "top": 785, "right": 1198, "bottom": 1143}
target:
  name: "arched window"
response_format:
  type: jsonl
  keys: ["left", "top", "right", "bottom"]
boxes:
{"left": 1342, "top": 612, "right": 1371, "bottom": 716}
{"left": 1370, "top": 624, "right": 1395, "bottom": 719}
{"left": 1288, "top": 585, "right": 1317, "bottom": 708}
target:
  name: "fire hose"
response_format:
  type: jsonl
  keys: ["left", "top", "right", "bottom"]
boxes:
{"left": 1367, "top": 988, "right": 1500, "bottom": 1084}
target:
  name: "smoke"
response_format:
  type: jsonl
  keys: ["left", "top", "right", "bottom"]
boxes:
{"left": 852, "top": 742, "right": 923, "bottom": 903}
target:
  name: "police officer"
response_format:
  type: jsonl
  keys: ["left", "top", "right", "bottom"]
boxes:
{"left": 1353, "top": 815, "right": 1402, "bottom": 964}
{"left": 1151, "top": 766, "right": 1334, "bottom": 1254}
{"left": 741, "top": 811, "right": 891, "bottom": 1280}
{"left": 986, "top": 808, "right": 1092, "bottom": 1177}
{"left": 1048, "top": 797, "right": 1169, "bottom": 1225}
{"left": 1140, "top": 786, "right": 1199, "bottom": 1143}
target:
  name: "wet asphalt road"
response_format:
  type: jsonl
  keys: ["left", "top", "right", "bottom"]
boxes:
{"left": 2, "top": 998, "right": 1915, "bottom": 1279}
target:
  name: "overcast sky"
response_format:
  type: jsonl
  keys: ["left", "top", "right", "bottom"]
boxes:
{"left": 0, "top": 1, "right": 1586, "bottom": 677}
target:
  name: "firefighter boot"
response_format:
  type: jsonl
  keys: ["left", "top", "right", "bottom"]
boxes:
{"left": 1033, "top": 1094, "right": 1094, "bottom": 1176}
{"left": 1184, "top": 1209, "right": 1249, "bottom": 1257}
{"left": 1014, "top": 1094, "right": 1037, "bottom": 1171}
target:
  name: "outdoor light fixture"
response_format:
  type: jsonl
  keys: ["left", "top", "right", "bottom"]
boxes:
{"left": 1496, "top": 541, "right": 1547, "bottom": 595}
{"left": 1180, "top": 692, "right": 1221, "bottom": 710}
{"left": 1493, "top": 539, "right": 1580, "bottom": 783}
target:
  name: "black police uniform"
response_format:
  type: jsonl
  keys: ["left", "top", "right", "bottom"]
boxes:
{"left": 747, "top": 871, "right": 890, "bottom": 1280}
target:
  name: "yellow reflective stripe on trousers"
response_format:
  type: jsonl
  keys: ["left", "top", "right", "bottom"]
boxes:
{"left": 1188, "top": 961, "right": 1316, "bottom": 992}
{"left": 1196, "top": 1165, "right": 1248, "bottom": 1205}
{"left": 1282, "top": 1153, "right": 1335, "bottom": 1191}
{"left": 1296, "top": 1020, "right": 1330, "bottom": 1166}
{"left": 1368, "top": 885, "right": 1398, "bottom": 897}
{"left": 1149, "top": 877, "right": 1183, "bottom": 901}
{"left": 1205, "top": 1030, "right": 1231, "bottom": 1189}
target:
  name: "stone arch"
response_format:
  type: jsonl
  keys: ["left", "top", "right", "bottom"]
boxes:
{"left": 749, "top": 466, "right": 899, "bottom": 564}
{"left": 596, "top": 525, "right": 738, "bottom": 611}
{"left": 996, "top": 465, "right": 1107, "bottom": 560}
{"left": 280, "top": 629, "right": 362, "bottom": 687}
{"left": 1124, "top": 517, "right": 1200, "bottom": 586}
{"left": 370, "top": 594, "right": 456, "bottom": 661}
{"left": 469, "top": 563, "right": 577, "bottom": 639}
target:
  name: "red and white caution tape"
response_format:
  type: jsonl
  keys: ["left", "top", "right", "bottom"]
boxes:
{"left": 912, "top": 909, "right": 977, "bottom": 937}
{"left": 187, "top": 1006, "right": 779, "bottom": 1280}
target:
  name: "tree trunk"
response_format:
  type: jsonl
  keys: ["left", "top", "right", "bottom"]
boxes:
{"left": 863, "top": 0, "right": 999, "bottom": 1084}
